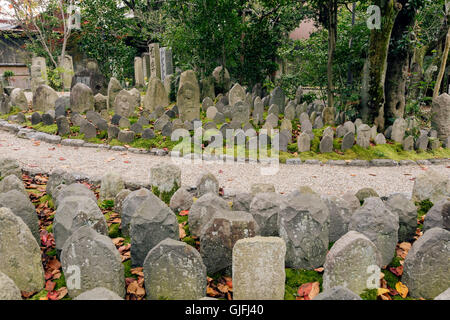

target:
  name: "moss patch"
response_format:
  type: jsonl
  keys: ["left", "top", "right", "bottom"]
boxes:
{"left": 360, "top": 288, "right": 377, "bottom": 300}
{"left": 284, "top": 268, "right": 323, "bottom": 300}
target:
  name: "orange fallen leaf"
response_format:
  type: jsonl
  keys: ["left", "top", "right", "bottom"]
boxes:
{"left": 207, "top": 286, "right": 220, "bottom": 297}
{"left": 377, "top": 288, "right": 390, "bottom": 296}
{"left": 179, "top": 224, "right": 186, "bottom": 239}
{"left": 395, "top": 282, "right": 408, "bottom": 298}
{"left": 297, "top": 282, "right": 320, "bottom": 300}
{"left": 179, "top": 210, "right": 189, "bottom": 216}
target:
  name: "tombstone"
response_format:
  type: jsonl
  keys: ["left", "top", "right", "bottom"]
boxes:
{"left": 170, "top": 188, "right": 194, "bottom": 212}
{"left": 298, "top": 132, "right": 311, "bottom": 152}
{"left": 232, "top": 101, "right": 250, "bottom": 124}
{"left": 423, "top": 200, "right": 450, "bottom": 232}
{"left": 0, "top": 272, "right": 21, "bottom": 300}
{"left": 200, "top": 210, "right": 259, "bottom": 273}
{"left": 129, "top": 195, "right": 179, "bottom": 267}
{"left": 94, "top": 93, "right": 107, "bottom": 112}
{"left": 0, "top": 93, "right": 10, "bottom": 115}
{"left": 314, "top": 286, "right": 362, "bottom": 300}
{"left": 341, "top": 131, "right": 355, "bottom": 151}
{"left": 284, "top": 102, "right": 296, "bottom": 121}
{"left": 33, "top": 85, "right": 58, "bottom": 112}
{"left": 80, "top": 121, "right": 97, "bottom": 140}
{"left": 149, "top": 43, "right": 161, "bottom": 79}
{"left": 99, "top": 172, "right": 125, "bottom": 201}
{"left": 0, "top": 158, "right": 21, "bottom": 180}
{"left": 117, "top": 130, "right": 134, "bottom": 143}
{"left": 188, "top": 193, "right": 231, "bottom": 237}
{"left": 249, "top": 193, "right": 285, "bottom": 236}
{"left": 279, "top": 192, "right": 329, "bottom": 269}
{"left": 252, "top": 97, "right": 264, "bottom": 124}
{"left": 374, "top": 133, "right": 386, "bottom": 145}
{"left": 150, "top": 163, "right": 181, "bottom": 200}
{"left": 313, "top": 116, "right": 324, "bottom": 129}
{"left": 74, "top": 287, "right": 123, "bottom": 300}
{"left": 402, "top": 228, "right": 450, "bottom": 299}
{"left": 385, "top": 193, "right": 418, "bottom": 242}
{"left": 58, "top": 54, "right": 74, "bottom": 90}
{"left": 42, "top": 112, "right": 55, "bottom": 125}
{"left": 159, "top": 47, "right": 174, "bottom": 82}
{"left": 114, "top": 89, "right": 136, "bottom": 118}
{"left": 53, "top": 196, "right": 108, "bottom": 251}
{"left": 323, "top": 231, "right": 381, "bottom": 295}
{"left": 107, "top": 77, "right": 122, "bottom": 111}
{"left": 431, "top": 93, "right": 450, "bottom": 141}
{"left": 10, "top": 88, "right": 28, "bottom": 111}
{"left": 356, "top": 124, "right": 371, "bottom": 148}
{"left": 229, "top": 83, "right": 246, "bottom": 107}
{"left": 134, "top": 57, "right": 144, "bottom": 87}
{"left": 120, "top": 188, "right": 152, "bottom": 236}
{"left": 177, "top": 70, "right": 200, "bottom": 122}
{"left": 0, "top": 207, "right": 44, "bottom": 293}
{"left": 391, "top": 118, "right": 407, "bottom": 143}
{"left": 61, "top": 226, "right": 125, "bottom": 298}
{"left": 142, "top": 53, "right": 151, "bottom": 82}
{"left": 269, "top": 87, "right": 285, "bottom": 113}
{"left": 322, "top": 107, "right": 335, "bottom": 126}
{"left": 56, "top": 116, "right": 70, "bottom": 136}
{"left": 344, "top": 121, "right": 356, "bottom": 134}
{"left": 412, "top": 168, "right": 450, "bottom": 204}
{"left": 31, "top": 112, "right": 42, "bottom": 125}
{"left": 143, "top": 238, "right": 206, "bottom": 300}
{"left": 70, "top": 83, "right": 94, "bottom": 113}
{"left": 415, "top": 132, "right": 429, "bottom": 151}
{"left": 349, "top": 197, "right": 399, "bottom": 266}
{"left": 71, "top": 61, "right": 107, "bottom": 95}
{"left": 0, "top": 190, "right": 40, "bottom": 242}
{"left": 233, "top": 237, "right": 286, "bottom": 300}
{"left": 322, "top": 196, "right": 353, "bottom": 242}
{"left": 31, "top": 57, "right": 48, "bottom": 83}
{"left": 402, "top": 135, "right": 414, "bottom": 151}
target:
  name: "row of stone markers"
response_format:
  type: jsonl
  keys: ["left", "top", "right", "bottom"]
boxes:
{"left": 134, "top": 44, "right": 174, "bottom": 87}
{"left": 1, "top": 157, "right": 449, "bottom": 300}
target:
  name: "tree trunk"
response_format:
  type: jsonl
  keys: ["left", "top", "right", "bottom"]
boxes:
{"left": 433, "top": 27, "right": 450, "bottom": 98}
{"left": 327, "top": 0, "right": 338, "bottom": 109}
{"left": 361, "top": 0, "right": 401, "bottom": 131}
{"left": 384, "top": 0, "right": 417, "bottom": 126}
{"left": 409, "top": 45, "right": 427, "bottom": 100}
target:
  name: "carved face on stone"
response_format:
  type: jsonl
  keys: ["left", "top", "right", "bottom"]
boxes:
{"left": 178, "top": 82, "right": 199, "bottom": 122}
{"left": 115, "top": 94, "right": 132, "bottom": 118}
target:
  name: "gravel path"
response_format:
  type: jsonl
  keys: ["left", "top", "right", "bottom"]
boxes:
{"left": 1, "top": 130, "right": 449, "bottom": 197}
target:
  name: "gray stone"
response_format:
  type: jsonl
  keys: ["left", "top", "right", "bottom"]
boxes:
{"left": 250, "top": 193, "right": 285, "bottom": 236}
{"left": 121, "top": 188, "right": 152, "bottom": 236}
{"left": 70, "top": 83, "right": 94, "bottom": 113}
{"left": 130, "top": 196, "right": 179, "bottom": 267}
{"left": 313, "top": 116, "right": 324, "bottom": 129}
{"left": 143, "top": 77, "right": 169, "bottom": 113}
{"left": 251, "top": 183, "right": 275, "bottom": 195}
{"left": 118, "top": 130, "right": 134, "bottom": 143}
{"left": 232, "top": 101, "right": 250, "bottom": 124}
{"left": 320, "top": 135, "right": 333, "bottom": 153}
{"left": 114, "top": 90, "right": 136, "bottom": 118}
{"left": 431, "top": 94, "right": 450, "bottom": 141}
{"left": 54, "top": 196, "right": 108, "bottom": 251}
{"left": 0, "top": 207, "right": 44, "bottom": 293}
{"left": 100, "top": 172, "right": 125, "bottom": 201}
{"left": 269, "top": 87, "right": 285, "bottom": 113}
{"left": 53, "top": 183, "right": 96, "bottom": 208}
{"left": 10, "top": 88, "right": 28, "bottom": 111}
{"left": 200, "top": 210, "right": 259, "bottom": 273}
{"left": 142, "top": 128, "right": 155, "bottom": 139}
{"left": 313, "top": 286, "right": 362, "bottom": 300}
{"left": 107, "top": 77, "right": 122, "bottom": 110}
{"left": 412, "top": 169, "right": 450, "bottom": 203}
{"left": 374, "top": 133, "right": 386, "bottom": 145}
{"left": 177, "top": 70, "right": 200, "bottom": 122}
{"left": 107, "top": 125, "right": 120, "bottom": 140}
{"left": 42, "top": 112, "right": 54, "bottom": 125}
{"left": 94, "top": 93, "right": 107, "bottom": 112}
{"left": 402, "top": 227, "right": 450, "bottom": 299}
{"left": 33, "top": 85, "right": 58, "bottom": 112}
{"left": 56, "top": 116, "right": 70, "bottom": 136}
{"left": 31, "top": 112, "right": 42, "bottom": 125}
{"left": 385, "top": 193, "right": 418, "bottom": 242}
{"left": 391, "top": 118, "right": 407, "bottom": 143}
{"left": 188, "top": 192, "right": 231, "bottom": 237}
{"left": 196, "top": 172, "right": 219, "bottom": 197}
{"left": 232, "top": 193, "right": 253, "bottom": 212}
{"left": 150, "top": 163, "right": 181, "bottom": 198}
{"left": 0, "top": 190, "right": 40, "bottom": 243}
{"left": 61, "top": 226, "right": 125, "bottom": 298}
{"left": 0, "top": 271, "right": 22, "bottom": 300}
{"left": 268, "top": 104, "right": 279, "bottom": 116}
{"left": 415, "top": 133, "right": 429, "bottom": 151}
{"left": 322, "top": 196, "right": 353, "bottom": 242}
{"left": 114, "top": 189, "right": 132, "bottom": 215}
{"left": 233, "top": 237, "right": 286, "bottom": 300}
{"left": 402, "top": 135, "right": 414, "bottom": 151}
{"left": 229, "top": 83, "right": 246, "bottom": 107}
{"left": 341, "top": 131, "right": 355, "bottom": 151}
{"left": 356, "top": 124, "right": 371, "bottom": 148}
{"left": 423, "top": 200, "right": 450, "bottom": 232}
{"left": 55, "top": 96, "right": 70, "bottom": 117}
{"left": 349, "top": 197, "right": 399, "bottom": 266}
{"left": 279, "top": 193, "right": 329, "bottom": 269}
{"left": 323, "top": 231, "right": 381, "bottom": 295}
{"left": 74, "top": 287, "right": 123, "bottom": 300}
{"left": 169, "top": 188, "right": 193, "bottom": 212}
{"left": 80, "top": 121, "right": 97, "bottom": 139}
{"left": 297, "top": 132, "right": 311, "bottom": 152}
{"left": 355, "top": 188, "right": 379, "bottom": 203}
{"left": 143, "top": 238, "right": 206, "bottom": 300}
{"left": 0, "top": 174, "right": 27, "bottom": 197}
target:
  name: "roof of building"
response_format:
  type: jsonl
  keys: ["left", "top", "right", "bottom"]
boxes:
{"left": 0, "top": 19, "right": 21, "bottom": 31}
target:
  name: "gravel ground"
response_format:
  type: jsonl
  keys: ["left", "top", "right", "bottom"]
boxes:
{"left": 1, "top": 130, "right": 449, "bottom": 197}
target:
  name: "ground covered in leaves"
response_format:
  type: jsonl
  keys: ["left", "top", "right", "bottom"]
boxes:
{"left": 20, "top": 173, "right": 432, "bottom": 300}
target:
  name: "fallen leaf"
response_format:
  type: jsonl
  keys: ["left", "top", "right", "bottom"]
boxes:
{"left": 314, "top": 267, "right": 324, "bottom": 273}
{"left": 58, "top": 157, "right": 66, "bottom": 161}
{"left": 179, "top": 224, "right": 186, "bottom": 239}
{"left": 57, "top": 287, "right": 68, "bottom": 300}
{"left": 395, "top": 282, "right": 408, "bottom": 298}
{"left": 47, "top": 291, "right": 60, "bottom": 300}
{"left": 389, "top": 266, "right": 403, "bottom": 277}
{"left": 206, "top": 286, "right": 220, "bottom": 297}
{"left": 377, "top": 288, "right": 390, "bottom": 296}
{"left": 217, "top": 283, "right": 229, "bottom": 294}
{"left": 179, "top": 210, "right": 189, "bottom": 216}
{"left": 297, "top": 282, "right": 320, "bottom": 300}
{"left": 45, "top": 280, "right": 56, "bottom": 292}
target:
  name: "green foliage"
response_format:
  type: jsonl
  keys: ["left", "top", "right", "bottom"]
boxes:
{"left": 360, "top": 289, "right": 378, "bottom": 300}
{"left": 47, "top": 67, "right": 64, "bottom": 91}
{"left": 99, "top": 199, "right": 115, "bottom": 210}
{"left": 3, "top": 70, "right": 14, "bottom": 80}
{"left": 416, "top": 199, "right": 434, "bottom": 218}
